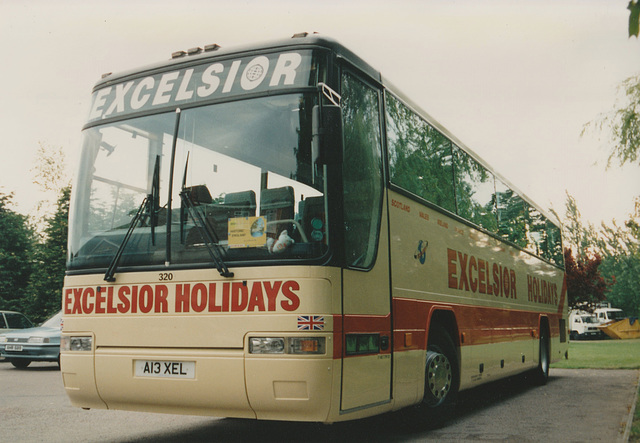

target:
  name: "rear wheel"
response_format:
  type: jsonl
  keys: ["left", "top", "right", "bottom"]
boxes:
{"left": 422, "top": 329, "right": 459, "bottom": 415}
{"left": 9, "top": 359, "right": 31, "bottom": 369}
{"left": 533, "top": 326, "right": 550, "bottom": 385}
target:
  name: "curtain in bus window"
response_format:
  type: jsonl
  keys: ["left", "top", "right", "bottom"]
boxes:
{"left": 385, "top": 94, "right": 455, "bottom": 212}
{"left": 452, "top": 146, "right": 498, "bottom": 232}
{"left": 341, "top": 73, "right": 383, "bottom": 268}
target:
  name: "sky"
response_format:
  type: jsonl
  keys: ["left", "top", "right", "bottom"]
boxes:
{"left": 1, "top": 0, "right": 639, "bottom": 228}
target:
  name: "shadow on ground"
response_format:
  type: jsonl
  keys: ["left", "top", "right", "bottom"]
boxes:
{"left": 123, "top": 371, "right": 549, "bottom": 442}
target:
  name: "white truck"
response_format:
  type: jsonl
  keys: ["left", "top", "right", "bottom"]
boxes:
{"left": 569, "top": 310, "right": 602, "bottom": 340}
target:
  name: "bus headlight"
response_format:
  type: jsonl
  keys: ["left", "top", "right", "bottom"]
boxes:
{"left": 249, "top": 337, "right": 325, "bottom": 355}
{"left": 249, "top": 337, "right": 285, "bottom": 354}
{"left": 61, "top": 336, "right": 93, "bottom": 352}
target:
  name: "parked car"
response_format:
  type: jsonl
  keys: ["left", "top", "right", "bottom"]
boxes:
{"left": 0, "top": 310, "right": 35, "bottom": 333}
{"left": 0, "top": 311, "right": 62, "bottom": 368}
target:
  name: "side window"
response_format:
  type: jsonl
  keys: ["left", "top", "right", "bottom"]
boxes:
{"left": 385, "top": 93, "right": 455, "bottom": 212}
{"left": 453, "top": 146, "right": 497, "bottom": 232}
{"left": 341, "top": 72, "right": 384, "bottom": 268}
{"left": 524, "top": 204, "right": 547, "bottom": 256}
{"left": 545, "top": 221, "right": 564, "bottom": 266}
{"left": 5, "top": 313, "right": 33, "bottom": 329}
{"left": 495, "top": 179, "right": 527, "bottom": 248}
{"left": 0, "top": 313, "right": 6, "bottom": 329}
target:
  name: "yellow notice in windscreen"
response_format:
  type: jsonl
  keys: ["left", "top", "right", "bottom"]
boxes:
{"left": 228, "top": 216, "right": 267, "bottom": 249}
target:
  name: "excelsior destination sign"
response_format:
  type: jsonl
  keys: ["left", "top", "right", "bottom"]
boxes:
{"left": 87, "top": 51, "right": 314, "bottom": 124}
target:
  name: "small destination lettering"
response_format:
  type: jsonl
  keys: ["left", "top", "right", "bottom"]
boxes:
{"left": 391, "top": 199, "right": 410, "bottom": 213}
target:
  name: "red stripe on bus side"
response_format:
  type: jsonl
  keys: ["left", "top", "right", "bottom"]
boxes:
{"left": 330, "top": 299, "right": 564, "bottom": 358}
{"left": 392, "top": 297, "right": 563, "bottom": 352}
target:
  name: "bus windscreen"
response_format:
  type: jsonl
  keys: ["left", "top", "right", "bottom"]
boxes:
{"left": 68, "top": 93, "right": 328, "bottom": 271}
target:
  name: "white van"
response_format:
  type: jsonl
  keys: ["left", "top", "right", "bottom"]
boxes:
{"left": 593, "top": 306, "right": 625, "bottom": 325}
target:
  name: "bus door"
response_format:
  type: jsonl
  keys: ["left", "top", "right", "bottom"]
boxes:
{"left": 339, "top": 71, "right": 391, "bottom": 412}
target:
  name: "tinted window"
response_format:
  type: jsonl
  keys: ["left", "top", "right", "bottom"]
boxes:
{"left": 383, "top": 92, "right": 563, "bottom": 268}
{"left": 523, "top": 204, "right": 547, "bottom": 256}
{"left": 453, "top": 146, "right": 497, "bottom": 232}
{"left": 545, "top": 221, "right": 564, "bottom": 266}
{"left": 495, "top": 180, "right": 528, "bottom": 248}
{"left": 386, "top": 94, "right": 455, "bottom": 212}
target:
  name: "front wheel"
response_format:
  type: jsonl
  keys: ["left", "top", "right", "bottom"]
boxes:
{"left": 422, "top": 329, "right": 459, "bottom": 415}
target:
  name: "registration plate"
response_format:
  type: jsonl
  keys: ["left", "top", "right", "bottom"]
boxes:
{"left": 134, "top": 360, "right": 195, "bottom": 379}
{"left": 5, "top": 344, "right": 23, "bottom": 351}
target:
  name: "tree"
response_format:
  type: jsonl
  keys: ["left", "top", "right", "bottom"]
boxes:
{"left": 583, "top": 74, "right": 640, "bottom": 169}
{"left": 564, "top": 248, "right": 610, "bottom": 311}
{"left": 585, "top": 2, "right": 640, "bottom": 169}
{"left": 562, "top": 192, "right": 598, "bottom": 258}
{"left": 31, "top": 143, "right": 70, "bottom": 232}
{"left": 562, "top": 193, "right": 640, "bottom": 317}
{"left": 630, "top": 0, "right": 640, "bottom": 38}
{"left": 594, "top": 197, "right": 640, "bottom": 317}
{"left": 24, "top": 186, "right": 70, "bottom": 323}
{"left": 0, "top": 192, "right": 34, "bottom": 311}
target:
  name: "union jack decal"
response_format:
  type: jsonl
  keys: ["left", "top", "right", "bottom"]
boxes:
{"left": 297, "top": 315, "right": 325, "bottom": 331}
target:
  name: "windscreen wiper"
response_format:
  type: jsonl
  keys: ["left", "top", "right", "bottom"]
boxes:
{"left": 149, "top": 154, "right": 160, "bottom": 245}
{"left": 104, "top": 155, "right": 160, "bottom": 282}
{"left": 103, "top": 195, "right": 150, "bottom": 282}
{"left": 179, "top": 156, "right": 234, "bottom": 278}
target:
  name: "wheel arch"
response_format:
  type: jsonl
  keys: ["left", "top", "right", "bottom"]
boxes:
{"left": 426, "top": 308, "right": 460, "bottom": 365}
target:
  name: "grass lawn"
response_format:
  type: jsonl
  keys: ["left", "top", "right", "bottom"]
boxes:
{"left": 551, "top": 338, "right": 640, "bottom": 369}
{"left": 551, "top": 339, "right": 640, "bottom": 441}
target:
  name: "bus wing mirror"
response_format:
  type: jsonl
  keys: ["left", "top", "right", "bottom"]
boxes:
{"left": 312, "top": 104, "right": 343, "bottom": 165}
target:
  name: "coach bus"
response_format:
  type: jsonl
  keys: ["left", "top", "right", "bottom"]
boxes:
{"left": 61, "top": 33, "right": 568, "bottom": 423}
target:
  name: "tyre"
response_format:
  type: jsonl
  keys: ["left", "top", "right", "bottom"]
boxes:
{"left": 422, "top": 328, "right": 459, "bottom": 417}
{"left": 532, "top": 326, "right": 550, "bottom": 385}
{"left": 9, "top": 359, "right": 31, "bottom": 369}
